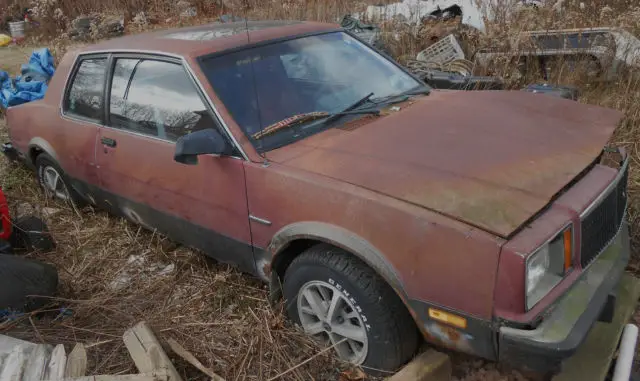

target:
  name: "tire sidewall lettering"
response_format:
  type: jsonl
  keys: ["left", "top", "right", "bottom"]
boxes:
{"left": 328, "top": 277, "right": 372, "bottom": 331}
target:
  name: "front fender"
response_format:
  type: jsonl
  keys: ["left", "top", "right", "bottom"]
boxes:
{"left": 268, "top": 221, "right": 405, "bottom": 297}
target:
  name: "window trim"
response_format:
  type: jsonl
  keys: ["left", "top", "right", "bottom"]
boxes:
{"left": 59, "top": 50, "right": 248, "bottom": 161}
{"left": 61, "top": 53, "right": 110, "bottom": 125}
{"left": 105, "top": 53, "right": 238, "bottom": 150}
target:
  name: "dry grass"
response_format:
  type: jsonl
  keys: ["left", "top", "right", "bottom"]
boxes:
{"left": 2, "top": 0, "right": 640, "bottom": 380}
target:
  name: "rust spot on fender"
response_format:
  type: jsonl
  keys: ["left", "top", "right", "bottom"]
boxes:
{"left": 423, "top": 321, "right": 474, "bottom": 354}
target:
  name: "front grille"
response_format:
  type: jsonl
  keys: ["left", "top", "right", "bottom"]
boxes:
{"left": 580, "top": 163, "right": 628, "bottom": 268}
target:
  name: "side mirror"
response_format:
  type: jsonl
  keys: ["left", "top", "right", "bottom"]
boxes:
{"left": 174, "top": 128, "right": 228, "bottom": 165}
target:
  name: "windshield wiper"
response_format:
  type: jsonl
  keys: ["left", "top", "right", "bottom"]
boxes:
{"left": 252, "top": 107, "right": 380, "bottom": 140}
{"left": 372, "top": 86, "right": 431, "bottom": 105}
{"left": 322, "top": 92, "right": 376, "bottom": 125}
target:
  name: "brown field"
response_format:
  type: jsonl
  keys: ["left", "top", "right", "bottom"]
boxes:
{"left": 1, "top": 0, "right": 640, "bottom": 380}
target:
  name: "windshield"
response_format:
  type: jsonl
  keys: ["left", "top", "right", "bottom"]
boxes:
{"left": 198, "top": 31, "right": 424, "bottom": 152}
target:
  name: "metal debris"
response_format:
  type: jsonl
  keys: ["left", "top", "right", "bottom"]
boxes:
{"left": 475, "top": 27, "right": 640, "bottom": 80}
{"left": 521, "top": 83, "right": 578, "bottom": 100}
{"left": 416, "top": 34, "right": 465, "bottom": 67}
{"left": 340, "top": 15, "right": 382, "bottom": 48}
{"left": 69, "top": 14, "right": 124, "bottom": 40}
{"left": 354, "top": 0, "right": 487, "bottom": 32}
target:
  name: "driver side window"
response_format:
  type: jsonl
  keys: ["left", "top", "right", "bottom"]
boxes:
{"left": 108, "top": 58, "right": 220, "bottom": 142}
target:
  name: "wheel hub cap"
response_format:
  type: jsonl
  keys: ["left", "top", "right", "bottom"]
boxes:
{"left": 297, "top": 280, "right": 369, "bottom": 365}
{"left": 42, "top": 166, "right": 69, "bottom": 201}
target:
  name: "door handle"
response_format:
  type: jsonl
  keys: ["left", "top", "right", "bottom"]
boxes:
{"left": 101, "top": 137, "right": 117, "bottom": 148}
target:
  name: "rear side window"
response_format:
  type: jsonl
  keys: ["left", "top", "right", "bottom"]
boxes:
{"left": 63, "top": 57, "right": 107, "bottom": 121}
{"left": 108, "top": 58, "right": 216, "bottom": 141}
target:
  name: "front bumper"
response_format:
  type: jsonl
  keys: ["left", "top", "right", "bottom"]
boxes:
{"left": 499, "top": 222, "right": 631, "bottom": 373}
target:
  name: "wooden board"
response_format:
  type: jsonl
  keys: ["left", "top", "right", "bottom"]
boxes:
{"left": 0, "top": 343, "right": 27, "bottom": 381}
{"left": 45, "top": 344, "right": 67, "bottom": 381}
{"left": 553, "top": 274, "right": 640, "bottom": 381}
{"left": 0, "top": 335, "right": 35, "bottom": 355}
{"left": 122, "top": 321, "right": 182, "bottom": 381}
{"left": 23, "top": 344, "right": 52, "bottom": 381}
{"left": 386, "top": 349, "right": 451, "bottom": 381}
{"left": 60, "top": 372, "right": 168, "bottom": 381}
{"left": 65, "top": 343, "right": 88, "bottom": 378}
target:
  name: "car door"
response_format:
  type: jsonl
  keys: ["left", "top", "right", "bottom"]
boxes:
{"left": 95, "top": 54, "right": 255, "bottom": 274}
{"left": 55, "top": 54, "right": 108, "bottom": 195}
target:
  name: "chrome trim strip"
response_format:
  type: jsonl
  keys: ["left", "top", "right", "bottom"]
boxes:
{"left": 580, "top": 154, "right": 629, "bottom": 218}
{"left": 58, "top": 49, "right": 249, "bottom": 161}
{"left": 249, "top": 215, "right": 272, "bottom": 226}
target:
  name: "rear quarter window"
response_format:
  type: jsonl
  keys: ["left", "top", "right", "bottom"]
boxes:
{"left": 63, "top": 57, "right": 107, "bottom": 121}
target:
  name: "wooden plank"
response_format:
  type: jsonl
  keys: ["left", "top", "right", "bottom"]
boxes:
{"left": 64, "top": 343, "right": 88, "bottom": 378}
{"left": 166, "top": 338, "right": 225, "bottom": 381}
{"left": 45, "top": 344, "right": 67, "bottom": 381}
{"left": 386, "top": 349, "right": 451, "bottom": 381}
{"left": 553, "top": 274, "right": 640, "bottom": 381}
{"left": 23, "top": 344, "right": 52, "bottom": 381}
{"left": 0, "top": 335, "right": 35, "bottom": 355}
{"left": 0, "top": 344, "right": 28, "bottom": 381}
{"left": 122, "top": 321, "right": 182, "bottom": 381}
{"left": 59, "top": 372, "right": 168, "bottom": 381}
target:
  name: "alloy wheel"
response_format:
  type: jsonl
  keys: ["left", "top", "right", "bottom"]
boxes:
{"left": 41, "top": 166, "right": 70, "bottom": 201}
{"left": 296, "top": 280, "right": 369, "bottom": 364}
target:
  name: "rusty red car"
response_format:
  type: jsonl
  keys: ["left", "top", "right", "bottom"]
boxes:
{"left": 2, "top": 20, "right": 631, "bottom": 375}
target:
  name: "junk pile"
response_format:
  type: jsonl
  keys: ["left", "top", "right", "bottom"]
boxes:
{"left": 474, "top": 27, "right": 640, "bottom": 81}
{"left": 1, "top": 8, "right": 32, "bottom": 45}
{"left": 402, "top": 33, "right": 505, "bottom": 90}
{"left": 401, "top": 33, "right": 578, "bottom": 98}
{"left": 68, "top": 14, "right": 124, "bottom": 40}
{"left": 0, "top": 321, "right": 226, "bottom": 380}
{"left": 340, "top": 15, "right": 383, "bottom": 49}
{"left": 344, "top": 0, "right": 640, "bottom": 93}
{"left": 354, "top": 0, "right": 487, "bottom": 32}
{"left": 0, "top": 48, "right": 55, "bottom": 109}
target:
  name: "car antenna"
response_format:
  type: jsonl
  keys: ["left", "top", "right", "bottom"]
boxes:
{"left": 243, "top": 5, "right": 269, "bottom": 163}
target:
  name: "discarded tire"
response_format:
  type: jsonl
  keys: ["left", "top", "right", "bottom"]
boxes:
{"left": 9, "top": 215, "right": 56, "bottom": 252}
{"left": 0, "top": 254, "right": 58, "bottom": 312}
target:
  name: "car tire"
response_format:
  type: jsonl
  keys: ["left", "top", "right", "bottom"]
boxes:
{"left": 35, "top": 153, "right": 85, "bottom": 208}
{"left": 0, "top": 254, "right": 58, "bottom": 313}
{"left": 283, "top": 244, "right": 419, "bottom": 373}
{"left": 9, "top": 215, "right": 56, "bottom": 252}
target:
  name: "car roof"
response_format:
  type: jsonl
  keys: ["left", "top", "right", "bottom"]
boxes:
{"left": 79, "top": 20, "right": 340, "bottom": 58}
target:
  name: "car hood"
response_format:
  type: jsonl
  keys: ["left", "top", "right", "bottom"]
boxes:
{"left": 266, "top": 90, "right": 623, "bottom": 237}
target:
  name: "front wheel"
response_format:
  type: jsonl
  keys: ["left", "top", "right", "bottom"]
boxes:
{"left": 283, "top": 244, "right": 419, "bottom": 373}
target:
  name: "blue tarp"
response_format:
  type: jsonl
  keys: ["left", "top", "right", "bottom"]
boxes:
{"left": 0, "top": 48, "right": 55, "bottom": 109}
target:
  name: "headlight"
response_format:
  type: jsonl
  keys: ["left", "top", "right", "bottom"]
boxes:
{"left": 526, "top": 225, "right": 573, "bottom": 310}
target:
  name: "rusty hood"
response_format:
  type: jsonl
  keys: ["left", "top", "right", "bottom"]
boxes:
{"left": 266, "top": 90, "right": 623, "bottom": 237}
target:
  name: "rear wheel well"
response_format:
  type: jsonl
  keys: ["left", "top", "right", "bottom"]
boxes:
{"left": 28, "top": 146, "right": 43, "bottom": 165}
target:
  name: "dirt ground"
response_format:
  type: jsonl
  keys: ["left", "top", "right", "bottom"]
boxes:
{"left": 0, "top": 45, "right": 34, "bottom": 75}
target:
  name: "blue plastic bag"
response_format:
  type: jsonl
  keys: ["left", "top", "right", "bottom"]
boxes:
{"left": 0, "top": 48, "right": 55, "bottom": 109}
